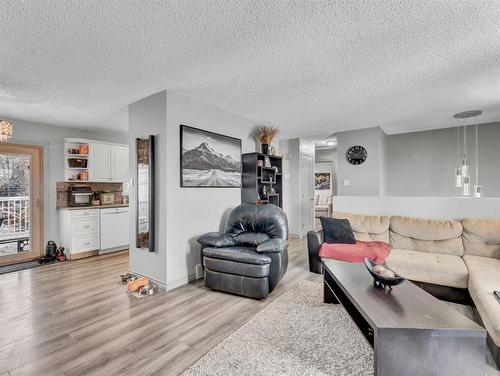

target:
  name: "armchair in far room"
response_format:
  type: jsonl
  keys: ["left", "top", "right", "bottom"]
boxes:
{"left": 197, "top": 203, "right": 289, "bottom": 300}
{"left": 314, "top": 192, "right": 333, "bottom": 218}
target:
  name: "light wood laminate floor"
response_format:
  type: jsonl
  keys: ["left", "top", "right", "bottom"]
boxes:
{"left": 0, "top": 238, "right": 320, "bottom": 376}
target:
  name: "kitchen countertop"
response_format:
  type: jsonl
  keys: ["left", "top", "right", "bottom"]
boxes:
{"left": 58, "top": 204, "right": 129, "bottom": 210}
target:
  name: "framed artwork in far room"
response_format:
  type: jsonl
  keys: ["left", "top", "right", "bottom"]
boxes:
{"left": 315, "top": 172, "right": 331, "bottom": 190}
{"left": 180, "top": 125, "right": 242, "bottom": 188}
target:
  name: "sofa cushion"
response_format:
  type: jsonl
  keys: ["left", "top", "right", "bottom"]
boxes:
{"left": 332, "top": 212, "right": 390, "bottom": 243}
{"left": 463, "top": 255, "right": 500, "bottom": 346}
{"left": 384, "top": 249, "right": 468, "bottom": 288}
{"left": 390, "top": 216, "right": 464, "bottom": 256}
{"left": 462, "top": 218, "right": 500, "bottom": 259}
{"left": 203, "top": 247, "right": 272, "bottom": 265}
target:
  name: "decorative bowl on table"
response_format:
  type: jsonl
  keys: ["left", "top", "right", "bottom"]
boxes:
{"left": 364, "top": 257, "right": 405, "bottom": 290}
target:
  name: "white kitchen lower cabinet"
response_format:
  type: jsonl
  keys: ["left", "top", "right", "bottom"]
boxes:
{"left": 59, "top": 209, "right": 100, "bottom": 260}
{"left": 58, "top": 207, "right": 129, "bottom": 259}
{"left": 100, "top": 207, "right": 129, "bottom": 253}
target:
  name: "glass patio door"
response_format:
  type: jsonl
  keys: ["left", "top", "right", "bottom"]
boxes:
{"left": 0, "top": 144, "right": 43, "bottom": 265}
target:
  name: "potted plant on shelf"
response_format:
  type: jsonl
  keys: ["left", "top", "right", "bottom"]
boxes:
{"left": 255, "top": 126, "right": 278, "bottom": 155}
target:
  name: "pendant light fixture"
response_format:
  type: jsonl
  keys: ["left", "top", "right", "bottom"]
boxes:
{"left": 0, "top": 120, "right": 13, "bottom": 142}
{"left": 453, "top": 110, "right": 482, "bottom": 197}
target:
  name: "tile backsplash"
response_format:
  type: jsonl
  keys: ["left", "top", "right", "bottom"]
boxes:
{"left": 57, "top": 182, "right": 124, "bottom": 207}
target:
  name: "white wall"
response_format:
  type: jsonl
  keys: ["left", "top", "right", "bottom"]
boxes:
{"left": 8, "top": 118, "right": 127, "bottom": 245}
{"left": 128, "top": 91, "right": 167, "bottom": 286}
{"left": 336, "top": 127, "right": 386, "bottom": 196}
{"left": 128, "top": 90, "right": 259, "bottom": 290}
{"left": 386, "top": 122, "right": 500, "bottom": 197}
{"left": 280, "top": 139, "right": 301, "bottom": 236}
{"left": 279, "top": 137, "right": 315, "bottom": 237}
{"left": 165, "top": 91, "right": 258, "bottom": 290}
{"left": 333, "top": 122, "right": 500, "bottom": 198}
{"left": 335, "top": 196, "right": 500, "bottom": 220}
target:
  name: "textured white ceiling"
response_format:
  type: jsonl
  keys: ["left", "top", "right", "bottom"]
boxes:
{"left": 1, "top": 1, "right": 500, "bottom": 137}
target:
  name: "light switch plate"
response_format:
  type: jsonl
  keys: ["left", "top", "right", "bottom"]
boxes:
{"left": 344, "top": 179, "right": 351, "bottom": 186}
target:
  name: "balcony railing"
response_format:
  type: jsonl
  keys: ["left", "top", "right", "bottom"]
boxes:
{"left": 0, "top": 196, "right": 30, "bottom": 245}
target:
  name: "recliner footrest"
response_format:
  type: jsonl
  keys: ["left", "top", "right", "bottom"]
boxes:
{"left": 204, "top": 269, "right": 269, "bottom": 299}
{"left": 204, "top": 257, "right": 270, "bottom": 278}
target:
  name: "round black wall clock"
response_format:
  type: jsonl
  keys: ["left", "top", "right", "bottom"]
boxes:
{"left": 346, "top": 145, "right": 367, "bottom": 165}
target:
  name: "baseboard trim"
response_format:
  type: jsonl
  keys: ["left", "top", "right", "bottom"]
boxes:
{"left": 167, "top": 272, "right": 199, "bottom": 291}
{"left": 68, "top": 250, "right": 98, "bottom": 260}
{"left": 99, "top": 246, "right": 128, "bottom": 255}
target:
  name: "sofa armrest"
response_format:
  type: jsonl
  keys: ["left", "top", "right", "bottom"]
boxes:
{"left": 256, "top": 238, "right": 288, "bottom": 254}
{"left": 197, "top": 232, "right": 236, "bottom": 248}
{"left": 307, "top": 230, "right": 324, "bottom": 274}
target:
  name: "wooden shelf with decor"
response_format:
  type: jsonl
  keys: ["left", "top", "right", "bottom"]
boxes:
{"left": 64, "top": 139, "right": 90, "bottom": 182}
{"left": 241, "top": 152, "right": 283, "bottom": 209}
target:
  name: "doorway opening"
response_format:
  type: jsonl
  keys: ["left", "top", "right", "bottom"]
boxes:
{"left": 314, "top": 140, "right": 337, "bottom": 230}
{"left": 0, "top": 144, "right": 43, "bottom": 266}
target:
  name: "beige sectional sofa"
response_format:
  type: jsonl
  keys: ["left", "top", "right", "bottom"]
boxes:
{"left": 306, "top": 212, "right": 500, "bottom": 367}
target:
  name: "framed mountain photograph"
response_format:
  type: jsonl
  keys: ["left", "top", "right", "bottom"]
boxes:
{"left": 180, "top": 125, "right": 242, "bottom": 188}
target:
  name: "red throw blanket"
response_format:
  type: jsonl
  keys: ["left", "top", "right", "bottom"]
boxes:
{"left": 319, "top": 241, "right": 391, "bottom": 264}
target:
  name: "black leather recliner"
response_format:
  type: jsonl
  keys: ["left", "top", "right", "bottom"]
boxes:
{"left": 197, "top": 203, "right": 289, "bottom": 299}
{"left": 307, "top": 229, "right": 325, "bottom": 274}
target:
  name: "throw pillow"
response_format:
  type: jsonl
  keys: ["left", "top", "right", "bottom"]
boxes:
{"left": 320, "top": 217, "right": 356, "bottom": 244}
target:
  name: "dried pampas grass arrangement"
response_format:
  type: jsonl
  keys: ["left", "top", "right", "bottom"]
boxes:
{"left": 255, "top": 126, "right": 279, "bottom": 145}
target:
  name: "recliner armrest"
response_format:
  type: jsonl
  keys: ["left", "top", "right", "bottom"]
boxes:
{"left": 197, "top": 232, "right": 236, "bottom": 248}
{"left": 256, "top": 238, "right": 288, "bottom": 254}
{"left": 307, "top": 230, "right": 324, "bottom": 274}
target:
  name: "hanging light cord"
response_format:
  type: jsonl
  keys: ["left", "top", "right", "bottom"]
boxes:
{"left": 463, "top": 116, "right": 467, "bottom": 159}
{"left": 456, "top": 118, "right": 460, "bottom": 164}
{"left": 475, "top": 115, "right": 479, "bottom": 185}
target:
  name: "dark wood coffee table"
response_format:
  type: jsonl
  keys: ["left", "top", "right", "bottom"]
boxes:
{"left": 323, "top": 259, "right": 486, "bottom": 376}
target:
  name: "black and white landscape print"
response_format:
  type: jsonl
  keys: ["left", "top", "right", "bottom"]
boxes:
{"left": 180, "top": 125, "right": 242, "bottom": 187}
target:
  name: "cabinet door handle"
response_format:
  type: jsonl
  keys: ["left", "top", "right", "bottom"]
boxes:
{"left": 83, "top": 225, "right": 90, "bottom": 229}
{"left": 83, "top": 241, "right": 90, "bottom": 246}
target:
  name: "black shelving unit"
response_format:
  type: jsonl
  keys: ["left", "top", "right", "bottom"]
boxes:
{"left": 241, "top": 152, "right": 283, "bottom": 208}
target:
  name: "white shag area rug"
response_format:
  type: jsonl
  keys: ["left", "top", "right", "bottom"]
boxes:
{"left": 182, "top": 280, "right": 374, "bottom": 376}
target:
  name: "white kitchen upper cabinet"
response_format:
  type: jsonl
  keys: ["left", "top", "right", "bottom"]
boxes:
{"left": 90, "top": 143, "right": 111, "bottom": 182}
{"left": 110, "top": 145, "right": 129, "bottom": 182}
{"left": 65, "top": 138, "right": 128, "bottom": 182}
